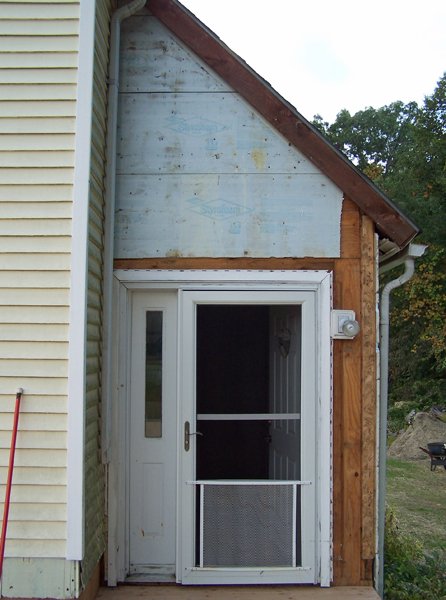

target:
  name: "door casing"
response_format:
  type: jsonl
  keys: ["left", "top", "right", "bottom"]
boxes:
{"left": 106, "top": 270, "right": 332, "bottom": 586}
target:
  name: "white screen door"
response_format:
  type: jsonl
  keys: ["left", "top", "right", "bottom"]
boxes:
{"left": 179, "top": 290, "right": 317, "bottom": 585}
{"left": 129, "top": 291, "right": 177, "bottom": 576}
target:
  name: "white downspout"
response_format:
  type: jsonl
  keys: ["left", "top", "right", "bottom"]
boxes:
{"left": 102, "top": 0, "right": 147, "bottom": 586}
{"left": 376, "top": 243, "right": 427, "bottom": 597}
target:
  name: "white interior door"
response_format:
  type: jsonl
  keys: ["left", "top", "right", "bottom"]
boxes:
{"left": 129, "top": 292, "right": 177, "bottom": 576}
{"left": 269, "top": 305, "right": 302, "bottom": 481}
{"left": 179, "top": 290, "right": 318, "bottom": 585}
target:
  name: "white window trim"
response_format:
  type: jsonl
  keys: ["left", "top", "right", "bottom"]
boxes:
{"left": 107, "top": 269, "right": 332, "bottom": 585}
{"left": 66, "top": 0, "right": 96, "bottom": 561}
{"left": 114, "top": 269, "right": 330, "bottom": 287}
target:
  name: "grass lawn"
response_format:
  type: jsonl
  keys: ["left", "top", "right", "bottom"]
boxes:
{"left": 387, "top": 457, "right": 446, "bottom": 552}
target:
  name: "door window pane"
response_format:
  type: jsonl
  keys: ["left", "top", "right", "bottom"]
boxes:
{"left": 145, "top": 311, "right": 162, "bottom": 437}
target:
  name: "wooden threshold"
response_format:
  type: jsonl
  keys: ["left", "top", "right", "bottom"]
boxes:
{"left": 96, "top": 585, "right": 380, "bottom": 599}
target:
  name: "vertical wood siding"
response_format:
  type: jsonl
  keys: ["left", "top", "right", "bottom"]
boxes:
{"left": 81, "top": 0, "right": 113, "bottom": 589}
{"left": 332, "top": 199, "right": 377, "bottom": 585}
{"left": 0, "top": 1, "right": 80, "bottom": 561}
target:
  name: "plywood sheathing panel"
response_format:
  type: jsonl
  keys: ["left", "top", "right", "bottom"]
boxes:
{"left": 148, "top": 0, "right": 418, "bottom": 248}
{"left": 115, "top": 15, "right": 343, "bottom": 261}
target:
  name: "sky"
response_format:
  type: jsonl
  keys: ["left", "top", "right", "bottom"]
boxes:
{"left": 181, "top": 0, "right": 446, "bottom": 123}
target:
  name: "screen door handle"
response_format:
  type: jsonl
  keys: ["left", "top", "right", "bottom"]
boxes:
{"left": 184, "top": 421, "right": 203, "bottom": 451}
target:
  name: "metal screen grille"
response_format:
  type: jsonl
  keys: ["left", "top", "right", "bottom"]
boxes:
{"left": 201, "top": 484, "right": 295, "bottom": 567}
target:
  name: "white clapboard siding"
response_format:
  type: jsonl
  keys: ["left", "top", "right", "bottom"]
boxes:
{"left": 0, "top": 467, "right": 65, "bottom": 486}
{"left": 0, "top": 203, "right": 71, "bottom": 218}
{"left": 0, "top": 396, "right": 67, "bottom": 415}
{"left": 0, "top": 117, "right": 75, "bottom": 134}
{"left": 3, "top": 0, "right": 78, "bottom": 3}
{"left": 0, "top": 430, "right": 66, "bottom": 450}
{"left": 0, "top": 218, "right": 72, "bottom": 236}
{"left": 0, "top": 449, "right": 66, "bottom": 468}
{"left": 0, "top": 20, "right": 78, "bottom": 36}
{"left": 0, "top": 1, "right": 80, "bottom": 562}
{"left": 0, "top": 185, "right": 72, "bottom": 202}
{"left": 0, "top": 306, "right": 69, "bottom": 323}
{"left": 0, "top": 271, "right": 70, "bottom": 289}
{"left": 0, "top": 134, "right": 74, "bottom": 150}
{"left": 0, "top": 288, "right": 69, "bottom": 305}
{"left": 0, "top": 359, "right": 67, "bottom": 378}
{"left": 0, "top": 84, "right": 77, "bottom": 101}
{"left": 0, "top": 36, "right": 78, "bottom": 53}
{"left": 0, "top": 239, "right": 71, "bottom": 255}
{"left": 2, "top": 521, "right": 65, "bottom": 539}
{"left": 0, "top": 540, "right": 66, "bottom": 559}
{"left": 0, "top": 324, "right": 68, "bottom": 342}
{"left": 0, "top": 150, "right": 74, "bottom": 167}
{"left": 0, "top": 413, "right": 66, "bottom": 431}
{"left": 0, "top": 100, "right": 76, "bottom": 117}
{"left": 0, "top": 5, "right": 78, "bottom": 18}
{"left": 0, "top": 253, "right": 71, "bottom": 270}
{"left": 0, "top": 52, "right": 78, "bottom": 67}
{"left": 0, "top": 168, "right": 73, "bottom": 185}
{"left": 4, "top": 503, "right": 66, "bottom": 522}
{"left": 0, "top": 378, "right": 66, "bottom": 396}
{"left": 0, "top": 68, "right": 78, "bottom": 84}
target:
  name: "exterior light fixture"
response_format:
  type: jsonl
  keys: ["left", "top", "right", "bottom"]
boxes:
{"left": 331, "top": 310, "right": 360, "bottom": 339}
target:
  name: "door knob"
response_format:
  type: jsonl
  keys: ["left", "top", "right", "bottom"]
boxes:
{"left": 184, "top": 421, "right": 203, "bottom": 451}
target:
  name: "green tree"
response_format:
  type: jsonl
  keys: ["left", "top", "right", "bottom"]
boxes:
{"left": 313, "top": 101, "right": 419, "bottom": 176}
{"left": 389, "top": 247, "right": 446, "bottom": 412}
{"left": 395, "top": 74, "right": 446, "bottom": 247}
{"left": 314, "top": 73, "right": 446, "bottom": 414}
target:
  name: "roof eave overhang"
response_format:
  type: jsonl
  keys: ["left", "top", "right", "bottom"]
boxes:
{"left": 148, "top": 0, "right": 420, "bottom": 249}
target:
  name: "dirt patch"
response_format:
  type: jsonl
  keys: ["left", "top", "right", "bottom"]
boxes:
{"left": 388, "top": 412, "right": 446, "bottom": 460}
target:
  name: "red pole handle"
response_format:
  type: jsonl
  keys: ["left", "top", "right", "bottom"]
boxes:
{"left": 0, "top": 388, "right": 23, "bottom": 580}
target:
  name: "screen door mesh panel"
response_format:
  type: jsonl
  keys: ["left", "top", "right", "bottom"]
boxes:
{"left": 202, "top": 484, "right": 294, "bottom": 567}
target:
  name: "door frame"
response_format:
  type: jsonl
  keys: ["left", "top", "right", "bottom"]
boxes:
{"left": 180, "top": 290, "right": 317, "bottom": 585}
{"left": 106, "top": 270, "right": 332, "bottom": 586}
